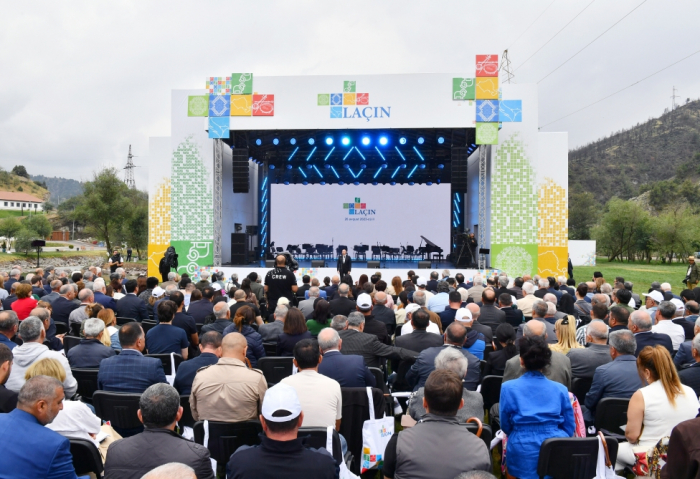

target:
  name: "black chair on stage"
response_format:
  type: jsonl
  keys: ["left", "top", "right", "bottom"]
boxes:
{"left": 302, "top": 243, "right": 316, "bottom": 260}
{"left": 595, "top": 398, "right": 630, "bottom": 438}
{"left": 54, "top": 322, "right": 69, "bottom": 335}
{"left": 353, "top": 245, "right": 368, "bottom": 261}
{"left": 71, "top": 368, "right": 99, "bottom": 403}
{"left": 371, "top": 246, "right": 381, "bottom": 260}
{"left": 401, "top": 245, "right": 416, "bottom": 261}
{"left": 145, "top": 353, "right": 183, "bottom": 376}
{"left": 287, "top": 245, "right": 301, "bottom": 256}
{"left": 63, "top": 335, "right": 82, "bottom": 354}
{"left": 336, "top": 245, "right": 348, "bottom": 257}
{"left": 69, "top": 438, "right": 104, "bottom": 477}
{"left": 537, "top": 436, "right": 618, "bottom": 479}
{"left": 571, "top": 377, "right": 593, "bottom": 403}
{"left": 257, "top": 357, "right": 294, "bottom": 386}
{"left": 193, "top": 420, "right": 262, "bottom": 476}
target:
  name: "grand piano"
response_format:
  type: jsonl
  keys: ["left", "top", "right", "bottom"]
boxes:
{"left": 416, "top": 236, "right": 444, "bottom": 261}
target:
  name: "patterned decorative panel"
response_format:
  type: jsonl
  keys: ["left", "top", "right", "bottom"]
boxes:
{"left": 208, "top": 117, "right": 230, "bottom": 138}
{"left": 538, "top": 246, "right": 568, "bottom": 277}
{"left": 230, "top": 95, "right": 252, "bottom": 116}
{"left": 209, "top": 95, "right": 230, "bottom": 117}
{"left": 318, "top": 94, "right": 330, "bottom": 106}
{"left": 343, "top": 81, "right": 357, "bottom": 93}
{"left": 476, "top": 77, "right": 499, "bottom": 100}
{"left": 171, "top": 240, "right": 214, "bottom": 275}
{"left": 476, "top": 100, "right": 499, "bottom": 122}
{"left": 491, "top": 244, "right": 538, "bottom": 276}
{"left": 452, "top": 78, "right": 476, "bottom": 100}
{"left": 476, "top": 54, "right": 499, "bottom": 77}
{"left": 538, "top": 178, "right": 568, "bottom": 247}
{"left": 231, "top": 73, "right": 253, "bottom": 95}
{"left": 500, "top": 100, "right": 523, "bottom": 122}
{"left": 147, "top": 178, "right": 171, "bottom": 277}
{"left": 206, "top": 77, "right": 231, "bottom": 94}
{"left": 343, "top": 93, "right": 356, "bottom": 105}
{"left": 187, "top": 96, "right": 209, "bottom": 117}
{"left": 476, "top": 123, "right": 499, "bottom": 145}
{"left": 252, "top": 94, "right": 274, "bottom": 116}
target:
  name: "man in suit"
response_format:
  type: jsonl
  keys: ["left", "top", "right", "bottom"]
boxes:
{"left": 41, "top": 280, "right": 62, "bottom": 305}
{"left": 679, "top": 334, "right": 700, "bottom": 396}
{"left": 567, "top": 320, "right": 612, "bottom": 379}
{"left": 92, "top": 278, "right": 117, "bottom": 310}
{"left": 338, "top": 312, "right": 417, "bottom": 368}
{"left": 505, "top": 319, "right": 571, "bottom": 390}
{"left": 479, "top": 288, "right": 506, "bottom": 334}
{"left": 0, "top": 344, "right": 18, "bottom": 413}
{"left": 66, "top": 319, "right": 116, "bottom": 368}
{"left": 652, "top": 300, "right": 686, "bottom": 351}
{"left": 630, "top": 310, "right": 673, "bottom": 356}
{"left": 114, "top": 279, "right": 150, "bottom": 321}
{"left": 499, "top": 293, "right": 524, "bottom": 328}
{"left": 30, "top": 275, "right": 46, "bottom": 299}
{"left": 4, "top": 269, "right": 19, "bottom": 294}
{"left": 173, "top": 331, "right": 222, "bottom": 395}
{"left": 426, "top": 271, "right": 439, "bottom": 293}
{"left": 516, "top": 301, "right": 557, "bottom": 344}
{"left": 466, "top": 274, "right": 484, "bottom": 302}
{"left": 337, "top": 249, "right": 352, "bottom": 277}
{"left": 516, "top": 282, "right": 539, "bottom": 318}
{"left": 98, "top": 322, "right": 167, "bottom": 393}
{"left": 582, "top": 329, "right": 642, "bottom": 423}
{"left": 258, "top": 304, "right": 287, "bottom": 342}
{"left": 296, "top": 275, "right": 311, "bottom": 299}
{"left": 406, "top": 323, "right": 481, "bottom": 392}
{"left": 0, "top": 311, "right": 18, "bottom": 352}
{"left": 395, "top": 308, "right": 444, "bottom": 366}
{"left": 0, "top": 376, "right": 78, "bottom": 479}
{"left": 466, "top": 303, "right": 494, "bottom": 344}
{"left": 186, "top": 286, "right": 215, "bottom": 324}
{"left": 673, "top": 317, "right": 700, "bottom": 369}
{"left": 298, "top": 286, "right": 320, "bottom": 317}
{"left": 2, "top": 282, "right": 18, "bottom": 312}
{"left": 323, "top": 275, "right": 340, "bottom": 300}
{"left": 371, "top": 292, "right": 396, "bottom": 330}
{"left": 354, "top": 293, "right": 390, "bottom": 345}
{"left": 194, "top": 270, "right": 210, "bottom": 291}
{"left": 317, "top": 327, "right": 375, "bottom": 387}
{"left": 494, "top": 276, "right": 518, "bottom": 300}
{"left": 330, "top": 284, "right": 356, "bottom": 317}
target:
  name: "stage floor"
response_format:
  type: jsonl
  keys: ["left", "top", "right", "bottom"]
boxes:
{"left": 224, "top": 259, "right": 469, "bottom": 270}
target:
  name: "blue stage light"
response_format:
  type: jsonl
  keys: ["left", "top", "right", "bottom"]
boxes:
{"left": 437, "top": 164, "right": 444, "bottom": 169}
{"left": 305, "top": 147, "right": 317, "bottom": 162}
{"left": 338, "top": 181, "right": 345, "bottom": 185}
{"left": 437, "top": 179, "right": 441, "bottom": 184}
{"left": 437, "top": 137, "right": 444, "bottom": 144}
{"left": 320, "top": 181, "right": 326, "bottom": 185}
{"left": 361, "top": 137, "right": 370, "bottom": 146}
{"left": 284, "top": 181, "right": 289, "bottom": 185}
{"left": 354, "top": 181, "right": 360, "bottom": 185}
{"left": 399, "top": 137, "right": 407, "bottom": 145}
{"left": 341, "top": 137, "right": 351, "bottom": 146}
{"left": 391, "top": 181, "right": 396, "bottom": 185}
{"left": 412, "top": 147, "right": 425, "bottom": 161}
{"left": 306, "top": 164, "right": 312, "bottom": 169}
{"left": 401, "top": 164, "right": 407, "bottom": 169}
{"left": 286, "top": 164, "right": 292, "bottom": 170}
{"left": 325, "top": 137, "right": 334, "bottom": 145}
{"left": 269, "top": 165, "right": 275, "bottom": 170}
{"left": 379, "top": 136, "right": 388, "bottom": 146}
{"left": 273, "top": 138, "right": 279, "bottom": 145}
{"left": 427, "top": 181, "right": 433, "bottom": 185}
{"left": 391, "top": 166, "right": 401, "bottom": 179}
{"left": 382, "top": 163, "right": 388, "bottom": 169}
{"left": 290, "top": 138, "right": 297, "bottom": 145}
{"left": 255, "top": 139, "right": 262, "bottom": 146}
{"left": 324, "top": 164, "right": 331, "bottom": 169}
{"left": 360, "top": 164, "right": 367, "bottom": 169}
{"left": 417, "top": 137, "right": 424, "bottom": 144}
{"left": 287, "top": 147, "right": 299, "bottom": 161}
{"left": 302, "top": 181, "right": 308, "bottom": 185}
{"left": 343, "top": 163, "right": 350, "bottom": 169}
{"left": 407, "top": 164, "right": 418, "bottom": 178}
{"left": 409, "top": 181, "right": 415, "bottom": 185}
{"left": 298, "top": 166, "right": 307, "bottom": 178}
{"left": 323, "top": 146, "right": 335, "bottom": 161}
{"left": 373, "top": 181, "right": 378, "bottom": 185}
{"left": 312, "top": 165, "right": 323, "bottom": 178}
{"left": 419, "top": 164, "right": 426, "bottom": 169}
{"left": 330, "top": 166, "right": 340, "bottom": 178}
{"left": 308, "top": 138, "right": 315, "bottom": 145}
{"left": 374, "top": 147, "right": 387, "bottom": 161}
{"left": 354, "top": 147, "right": 365, "bottom": 160}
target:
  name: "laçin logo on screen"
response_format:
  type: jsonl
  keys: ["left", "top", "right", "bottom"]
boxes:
{"left": 343, "top": 198, "right": 376, "bottom": 221}
{"left": 318, "top": 81, "right": 390, "bottom": 122}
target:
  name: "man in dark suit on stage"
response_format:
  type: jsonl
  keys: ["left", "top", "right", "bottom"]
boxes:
{"left": 337, "top": 249, "right": 352, "bottom": 277}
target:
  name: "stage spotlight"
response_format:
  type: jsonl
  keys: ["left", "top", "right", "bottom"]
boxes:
{"left": 399, "top": 137, "right": 407, "bottom": 145}
{"left": 308, "top": 138, "right": 315, "bottom": 145}
{"left": 306, "top": 164, "right": 312, "bottom": 169}
{"left": 379, "top": 136, "right": 388, "bottom": 146}
{"left": 320, "top": 181, "right": 326, "bottom": 185}
{"left": 361, "top": 137, "right": 370, "bottom": 146}
{"left": 339, "top": 181, "right": 345, "bottom": 185}
{"left": 354, "top": 181, "right": 360, "bottom": 185}
{"left": 341, "top": 137, "right": 351, "bottom": 146}
{"left": 427, "top": 181, "right": 433, "bottom": 185}
{"left": 373, "top": 181, "right": 378, "bottom": 185}
{"left": 325, "top": 137, "right": 334, "bottom": 145}
{"left": 286, "top": 164, "right": 292, "bottom": 170}
{"left": 343, "top": 163, "right": 350, "bottom": 169}
{"left": 290, "top": 138, "right": 297, "bottom": 145}
{"left": 284, "top": 181, "right": 289, "bottom": 185}
{"left": 437, "top": 179, "right": 441, "bottom": 184}
{"left": 273, "top": 138, "right": 279, "bottom": 145}
{"left": 269, "top": 165, "right": 275, "bottom": 170}
{"left": 382, "top": 163, "right": 388, "bottom": 169}
{"left": 409, "top": 181, "right": 415, "bottom": 186}
{"left": 255, "top": 139, "right": 262, "bottom": 146}
{"left": 437, "top": 164, "right": 444, "bottom": 169}
{"left": 391, "top": 181, "right": 396, "bottom": 186}
{"left": 360, "top": 164, "right": 367, "bottom": 169}
{"left": 324, "top": 164, "right": 331, "bottom": 169}
{"left": 419, "top": 164, "right": 426, "bottom": 169}
{"left": 302, "top": 181, "right": 308, "bottom": 185}
{"left": 437, "top": 137, "right": 444, "bottom": 144}
{"left": 401, "top": 164, "right": 407, "bottom": 169}
{"left": 417, "top": 137, "right": 424, "bottom": 144}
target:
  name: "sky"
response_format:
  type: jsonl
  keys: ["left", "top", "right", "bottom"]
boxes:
{"left": 1, "top": 0, "right": 698, "bottom": 191}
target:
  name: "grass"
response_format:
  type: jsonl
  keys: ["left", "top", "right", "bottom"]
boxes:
{"left": 0, "top": 210, "right": 49, "bottom": 218}
{"left": 575, "top": 260, "right": 689, "bottom": 294}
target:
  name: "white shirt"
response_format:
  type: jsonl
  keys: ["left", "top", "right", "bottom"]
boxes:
{"left": 652, "top": 320, "right": 686, "bottom": 350}
{"left": 401, "top": 321, "right": 440, "bottom": 336}
{"left": 281, "top": 370, "right": 342, "bottom": 428}
{"left": 46, "top": 400, "right": 102, "bottom": 447}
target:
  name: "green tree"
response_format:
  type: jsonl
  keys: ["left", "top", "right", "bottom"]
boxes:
{"left": 0, "top": 217, "right": 22, "bottom": 250}
{"left": 591, "top": 197, "right": 651, "bottom": 261}
{"left": 23, "top": 214, "right": 53, "bottom": 239}
{"left": 11, "top": 165, "right": 29, "bottom": 178}
{"left": 13, "top": 228, "right": 34, "bottom": 254}
{"left": 42, "top": 201, "right": 55, "bottom": 213}
{"left": 73, "top": 168, "right": 131, "bottom": 252}
{"left": 568, "top": 191, "right": 598, "bottom": 240}
{"left": 652, "top": 206, "right": 700, "bottom": 262}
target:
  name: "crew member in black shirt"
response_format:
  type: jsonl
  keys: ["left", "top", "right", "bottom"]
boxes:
{"left": 264, "top": 255, "right": 298, "bottom": 312}
{"left": 109, "top": 249, "right": 124, "bottom": 274}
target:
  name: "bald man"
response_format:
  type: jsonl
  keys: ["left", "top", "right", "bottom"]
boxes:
{"left": 190, "top": 332, "right": 267, "bottom": 423}
{"left": 566, "top": 320, "right": 612, "bottom": 379}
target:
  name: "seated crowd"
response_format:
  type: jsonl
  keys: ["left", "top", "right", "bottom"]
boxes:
{"left": 1, "top": 262, "right": 700, "bottom": 478}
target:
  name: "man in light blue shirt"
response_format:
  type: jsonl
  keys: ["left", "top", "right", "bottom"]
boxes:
{"left": 428, "top": 282, "right": 451, "bottom": 313}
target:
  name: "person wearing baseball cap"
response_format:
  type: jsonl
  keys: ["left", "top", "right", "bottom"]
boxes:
{"left": 400, "top": 303, "right": 440, "bottom": 336}
{"left": 226, "top": 383, "right": 336, "bottom": 479}
{"left": 642, "top": 290, "right": 664, "bottom": 318}
{"left": 454, "top": 308, "right": 487, "bottom": 360}
{"left": 355, "top": 293, "right": 390, "bottom": 345}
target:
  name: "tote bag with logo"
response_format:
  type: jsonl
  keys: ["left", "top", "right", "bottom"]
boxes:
{"left": 360, "top": 387, "right": 394, "bottom": 473}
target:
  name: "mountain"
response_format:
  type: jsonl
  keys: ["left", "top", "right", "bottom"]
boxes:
{"left": 31, "top": 175, "right": 84, "bottom": 204}
{"left": 0, "top": 170, "right": 49, "bottom": 199}
{"left": 569, "top": 99, "right": 700, "bottom": 204}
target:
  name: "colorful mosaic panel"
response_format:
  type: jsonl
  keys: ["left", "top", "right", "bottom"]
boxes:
{"left": 343, "top": 93, "right": 356, "bottom": 105}
{"left": 252, "top": 94, "right": 274, "bottom": 116}
{"left": 476, "top": 123, "right": 499, "bottom": 145}
{"left": 318, "top": 94, "right": 330, "bottom": 106}
{"left": 330, "top": 93, "right": 343, "bottom": 106}
{"left": 147, "top": 178, "right": 171, "bottom": 278}
{"left": 187, "top": 95, "right": 209, "bottom": 117}
{"left": 230, "top": 95, "right": 252, "bottom": 116}
{"left": 491, "top": 134, "right": 538, "bottom": 244}
{"left": 209, "top": 95, "right": 230, "bottom": 117}
{"left": 500, "top": 100, "right": 523, "bottom": 122}
{"left": 206, "top": 77, "right": 231, "bottom": 94}
{"left": 538, "top": 178, "right": 568, "bottom": 247}
{"left": 492, "top": 244, "right": 538, "bottom": 276}
{"left": 208, "top": 117, "right": 230, "bottom": 138}
{"left": 231, "top": 73, "right": 253, "bottom": 95}
{"left": 330, "top": 107, "right": 343, "bottom": 118}
{"left": 170, "top": 136, "right": 213, "bottom": 242}
{"left": 171, "top": 240, "right": 213, "bottom": 275}
{"left": 343, "top": 81, "right": 356, "bottom": 93}
{"left": 453, "top": 78, "right": 476, "bottom": 100}
{"left": 476, "top": 54, "right": 499, "bottom": 77}
{"left": 538, "top": 246, "right": 568, "bottom": 277}
{"left": 476, "top": 77, "right": 499, "bottom": 100}
{"left": 356, "top": 93, "right": 369, "bottom": 105}
{"left": 476, "top": 100, "right": 499, "bottom": 122}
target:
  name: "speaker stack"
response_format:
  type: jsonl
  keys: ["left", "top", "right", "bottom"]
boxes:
{"left": 232, "top": 149, "right": 250, "bottom": 193}
{"left": 231, "top": 233, "right": 248, "bottom": 265}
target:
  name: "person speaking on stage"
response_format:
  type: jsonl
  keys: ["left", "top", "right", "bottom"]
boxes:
{"left": 337, "top": 249, "right": 352, "bottom": 277}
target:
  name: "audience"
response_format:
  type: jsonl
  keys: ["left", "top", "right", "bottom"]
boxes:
{"left": 339, "top": 311, "right": 418, "bottom": 368}
{"left": 67, "top": 318, "right": 117, "bottom": 368}
{"left": 675, "top": 317, "right": 700, "bottom": 368}
{"left": 678, "top": 333, "right": 700, "bottom": 396}
{"left": 652, "top": 300, "right": 686, "bottom": 351}
{"left": 173, "top": 331, "right": 222, "bottom": 395}
{"left": 113, "top": 279, "right": 150, "bottom": 321}
{"left": 550, "top": 316, "right": 583, "bottom": 355}
{"left": 566, "top": 319, "right": 611, "bottom": 379}
{"left": 0, "top": 343, "right": 17, "bottom": 412}
{"left": 10, "top": 283, "right": 38, "bottom": 320}
{"left": 485, "top": 323, "right": 517, "bottom": 376}
{"left": 97, "top": 307, "right": 121, "bottom": 350}
{"left": 104, "top": 383, "right": 214, "bottom": 479}
{"left": 329, "top": 283, "right": 356, "bottom": 317}
{"left": 317, "top": 327, "right": 376, "bottom": 387}
{"left": 306, "top": 299, "right": 333, "bottom": 335}
{"left": 630, "top": 310, "right": 674, "bottom": 356}
{"left": 222, "top": 305, "right": 265, "bottom": 366}
{"left": 276, "top": 307, "right": 312, "bottom": 357}
{"left": 500, "top": 336, "right": 575, "bottom": 479}
{"left": 0, "top": 310, "right": 19, "bottom": 351}
{"left": 190, "top": 332, "right": 267, "bottom": 422}
{"left": 259, "top": 304, "right": 287, "bottom": 342}
{"left": 147, "top": 300, "right": 190, "bottom": 358}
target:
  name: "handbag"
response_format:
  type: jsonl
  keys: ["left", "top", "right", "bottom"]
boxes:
{"left": 595, "top": 432, "right": 625, "bottom": 479}
{"left": 326, "top": 426, "right": 359, "bottom": 479}
{"left": 360, "top": 387, "right": 394, "bottom": 473}
{"left": 165, "top": 352, "right": 176, "bottom": 386}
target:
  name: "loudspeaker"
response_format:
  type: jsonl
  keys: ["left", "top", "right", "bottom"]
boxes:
{"left": 265, "top": 260, "right": 275, "bottom": 268}
{"left": 232, "top": 149, "right": 250, "bottom": 193}
{"left": 479, "top": 248, "right": 490, "bottom": 254}
{"left": 418, "top": 261, "right": 431, "bottom": 269}
{"left": 367, "top": 261, "right": 380, "bottom": 268}
{"left": 311, "top": 260, "right": 325, "bottom": 267}
{"left": 451, "top": 147, "right": 469, "bottom": 192}
{"left": 231, "top": 233, "right": 248, "bottom": 264}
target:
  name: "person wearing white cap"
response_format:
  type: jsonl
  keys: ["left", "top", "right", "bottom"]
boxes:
{"left": 400, "top": 303, "right": 440, "bottom": 336}
{"left": 226, "top": 382, "right": 336, "bottom": 479}
{"left": 354, "top": 293, "right": 390, "bottom": 345}
{"left": 453, "top": 308, "right": 487, "bottom": 360}
{"left": 642, "top": 290, "right": 664, "bottom": 319}
{"left": 396, "top": 308, "right": 443, "bottom": 355}
{"left": 651, "top": 301, "right": 686, "bottom": 350}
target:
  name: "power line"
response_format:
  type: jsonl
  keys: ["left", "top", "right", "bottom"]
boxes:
{"left": 537, "top": 0, "right": 650, "bottom": 84}
{"left": 515, "top": 0, "right": 597, "bottom": 72}
{"left": 507, "top": 0, "right": 558, "bottom": 49}
{"left": 539, "top": 48, "right": 700, "bottom": 128}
